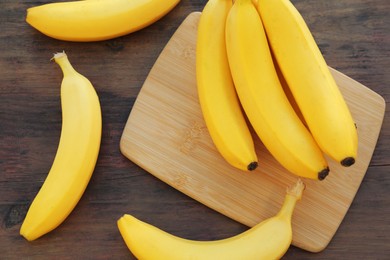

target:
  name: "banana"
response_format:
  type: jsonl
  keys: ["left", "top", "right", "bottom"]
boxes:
{"left": 117, "top": 179, "right": 305, "bottom": 260}
{"left": 26, "top": 0, "right": 181, "bottom": 42}
{"left": 196, "top": 0, "right": 258, "bottom": 171}
{"left": 225, "top": 0, "right": 329, "bottom": 180}
{"left": 256, "top": 0, "right": 358, "bottom": 166}
{"left": 20, "top": 52, "right": 102, "bottom": 241}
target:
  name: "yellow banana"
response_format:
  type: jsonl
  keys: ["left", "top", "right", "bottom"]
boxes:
{"left": 256, "top": 0, "right": 358, "bottom": 166}
{"left": 117, "top": 179, "right": 305, "bottom": 260}
{"left": 196, "top": 0, "right": 258, "bottom": 171}
{"left": 225, "top": 0, "right": 329, "bottom": 180}
{"left": 20, "top": 52, "right": 102, "bottom": 241}
{"left": 26, "top": 0, "right": 181, "bottom": 42}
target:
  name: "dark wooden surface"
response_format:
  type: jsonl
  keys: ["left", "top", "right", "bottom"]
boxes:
{"left": 1, "top": 0, "right": 389, "bottom": 259}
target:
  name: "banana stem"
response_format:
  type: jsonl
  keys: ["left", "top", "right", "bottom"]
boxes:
{"left": 277, "top": 179, "right": 305, "bottom": 220}
{"left": 52, "top": 51, "right": 76, "bottom": 77}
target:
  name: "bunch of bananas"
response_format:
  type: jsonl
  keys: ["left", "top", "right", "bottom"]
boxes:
{"left": 196, "top": 0, "right": 358, "bottom": 180}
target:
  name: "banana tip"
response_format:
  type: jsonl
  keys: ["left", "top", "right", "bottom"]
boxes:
{"left": 19, "top": 229, "right": 37, "bottom": 242}
{"left": 247, "top": 161, "right": 258, "bottom": 171}
{"left": 318, "top": 167, "right": 330, "bottom": 180}
{"left": 341, "top": 157, "right": 355, "bottom": 167}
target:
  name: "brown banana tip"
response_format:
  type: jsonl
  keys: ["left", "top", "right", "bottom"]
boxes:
{"left": 318, "top": 167, "right": 330, "bottom": 181}
{"left": 341, "top": 157, "right": 355, "bottom": 167}
{"left": 247, "top": 161, "right": 258, "bottom": 171}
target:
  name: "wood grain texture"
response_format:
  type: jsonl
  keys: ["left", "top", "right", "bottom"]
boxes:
{"left": 119, "top": 12, "right": 385, "bottom": 253}
{"left": 0, "top": 0, "right": 389, "bottom": 259}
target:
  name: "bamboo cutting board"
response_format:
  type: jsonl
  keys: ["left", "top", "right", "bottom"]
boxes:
{"left": 120, "top": 12, "right": 385, "bottom": 252}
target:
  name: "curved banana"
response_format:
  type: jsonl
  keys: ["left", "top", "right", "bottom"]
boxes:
{"left": 225, "top": 0, "right": 329, "bottom": 180}
{"left": 20, "top": 52, "right": 102, "bottom": 241}
{"left": 256, "top": 0, "right": 358, "bottom": 166}
{"left": 196, "top": 0, "right": 258, "bottom": 171}
{"left": 117, "top": 179, "right": 305, "bottom": 260}
{"left": 26, "top": 0, "right": 181, "bottom": 42}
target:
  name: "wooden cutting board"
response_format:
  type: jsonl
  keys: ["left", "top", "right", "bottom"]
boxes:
{"left": 120, "top": 12, "right": 385, "bottom": 253}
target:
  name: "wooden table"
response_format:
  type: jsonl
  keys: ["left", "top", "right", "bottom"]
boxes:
{"left": 1, "top": 0, "right": 388, "bottom": 259}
